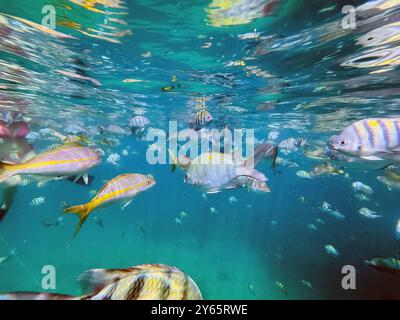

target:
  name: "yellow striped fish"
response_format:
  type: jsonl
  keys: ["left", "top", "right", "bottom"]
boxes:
{"left": 0, "top": 143, "right": 100, "bottom": 184}
{"left": 64, "top": 173, "right": 156, "bottom": 238}
{"left": 330, "top": 118, "right": 400, "bottom": 161}
{"left": 0, "top": 264, "right": 203, "bottom": 300}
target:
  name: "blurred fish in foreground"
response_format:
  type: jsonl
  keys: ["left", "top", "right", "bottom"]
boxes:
{"left": 0, "top": 143, "right": 100, "bottom": 184}
{"left": 0, "top": 264, "right": 202, "bottom": 300}
{"left": 365, "top": 257, "right": 400, "bottom": 275}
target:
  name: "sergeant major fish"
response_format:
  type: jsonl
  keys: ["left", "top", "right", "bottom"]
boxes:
{"left": 329, "top": 118, "right": 400, "bottom": 162}
{"left": 190, "top": 110, "right": 213, "bottom": 130}
{"left": 64, "top": 174, "right": 156, "bottom": 238}
{"left": 0, "top": 143, "right": 100, "bottom": 185}
{"left": 0, "top": 264, "right": 202, "bottom": 300}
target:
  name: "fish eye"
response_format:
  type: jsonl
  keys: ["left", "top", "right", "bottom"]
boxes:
{"left": 340, "top": 140, "right": 346, "bottom": 145}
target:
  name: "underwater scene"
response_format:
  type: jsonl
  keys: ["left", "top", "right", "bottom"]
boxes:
{"left": 0, "top": 0, "right": 400, "bottom": 300}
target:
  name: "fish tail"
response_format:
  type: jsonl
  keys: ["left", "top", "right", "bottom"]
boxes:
{"left": 64, "top": 203, "right": 94, "bottom": 239}
{"left": 0, "top": 207, "right": 8, "bottom": 223}
{"left": 0, "top": 162, "right": 17, "bottom": 184}
{"left": 167, "top": 148, "right": 178, "bottom": 172}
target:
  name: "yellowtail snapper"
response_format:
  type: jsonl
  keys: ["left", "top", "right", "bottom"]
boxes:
{"left": 64, "top": 173, "right": 156, "bottom": 238}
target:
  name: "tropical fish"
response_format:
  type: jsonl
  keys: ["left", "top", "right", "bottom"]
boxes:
{"left": 161, "top": 85, "right": 175, "bottom": 92}
{"left": 0, "top": 264, "right": 203, "bottom": 300}
{"left": 296, "top": 170, "right": 312, "bottom": 179}
{"left": 377, "top": 175, "right": 400, "bottom": 191}
{"left": 128, "top": 116, "right": 150, "bottom": 130}
{"left": 174, "top": 217, "right": 183, "bottom": 226}
{"left": 354, "top": 193, "right": 370, "bottom": 202}
{"left": 329, "top": 118, "right": 400, "bottom": 162}
{"left": 358, "top": 207, "right": 382, "bottom": 219}
{"left": 210, "top": 207, "right": 218, "bottom": 215}
{"left": 396, "top": 219, "right": 400, "bottom": 240}
{"left": 0, "top": 143, "right": 100, "bottom": 184}
{"left": 275, "top": 281, "right": 288, "bottom": 296}
{"left": 364, "top": 257, "right": 400, "bottom": 275}
{"left": 30, "top": 197, "right": 45, "bottom": 206}
{"left": 352, "top": 182, "right": 374, "bottom": 195}
{"left": 319, "top": 202, "right": 346, "bottom": 221}
{"left": 179, "top": 211, "right": 188, "bottom": 218}
{"left": 0, "top": 248, "right": 15, "bottom": 265}
{"left": 184, "top": 152, "right": 267, "bottom": 193}
{"left": 243, "top": 177, "right": 270, "bottom": 193}
{"left": 324, "top": 245, "right": 340, "bottom": 257}
{"left": 228, "top": 196, "right": 237, "bottom": 204}
{"left": 64, "top": 174, "right": 156, "bottom": 238}
{"left": 190, "top": 110, "right": 213, "bottom": 130}
{"left": 309, "top": 162, "right": 343, "bottom": 177}
{"left": 301, "top": 280, "right": 313, "bottom": 290}
{"left": 307, "top": 224, "right": 318, "bottom": 231}
{"left": 106, "top": 153, "right": 120, "bottom": 166}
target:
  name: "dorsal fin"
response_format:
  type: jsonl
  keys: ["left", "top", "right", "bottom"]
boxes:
{"left": 78, "top": 264, "right": 177, "bottom": 295}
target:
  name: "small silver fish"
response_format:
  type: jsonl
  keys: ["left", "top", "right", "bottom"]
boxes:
{"left": 296, "top": 170, "right": 312, "bottom": 179}
{"left": 325, "top": 245, "right": 340, "bottom": 257}
{"left": 106, "top": 153, "right": 120, "bottom": 165}
{"left": 229, "top": 196, "right": 237, "bottom": 204}
{"left": 30, "top": 197, "right": 45, "bottom": 206}
{"left": 352, "top": 182, "right": 373, "bottom": 195}
{"left": 358, "top": 207, "right": 382, "bottom": 219}
{"left": 0, "top": 248, "right": 15, "bottom": 265}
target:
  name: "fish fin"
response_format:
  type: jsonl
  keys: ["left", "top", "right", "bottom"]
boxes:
{"left": 82, "top": 174, "right": 89, "bottom": 185}
{"left": 0, "top": 292, "right": 76, "bottom": 300}
{"left": 167, "top": 148, "right": 178, "bottom": 172}
{"left": 64, "top": 203, "right": 93, "bottom": 239}
{"left": 78, "top": 269, "right": 122, "bottom": 295}
{"left": 237, "top": 168, "right": 267, "bottom": 182}
{"left": 0, "top": 162, "right": 17, "bottom": 184}
{"left": 361, "top": 155, "right": 384, "bottom": 161}
{"left": 121, "top": 199, "right": 133, "bottom": 210}
{"left": 66, "top": 175, "right": 94, "bottom": 186}
{"left": 243, "top": 143, "right": 278, "bottom": 169}
{"left": 205, "top": 188, "right": 222, "bottom": 194}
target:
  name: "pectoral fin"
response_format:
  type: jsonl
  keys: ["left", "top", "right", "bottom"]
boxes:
{"left": 361, "top": 155, "right": 384, "bottom": 161}
{"left": 121, "top": 199, "right": 133, "bottom": 210}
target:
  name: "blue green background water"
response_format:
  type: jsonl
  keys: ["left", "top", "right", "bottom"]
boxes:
{"left": 0, "top": 0, "right": 400, "bottom": 299}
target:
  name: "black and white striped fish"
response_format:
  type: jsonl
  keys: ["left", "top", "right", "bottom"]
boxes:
{"left": 128, "top": 116, "right": 150, "bottom": 129}
{"left": 190, "top": 110, "right": 213, "bottom": 130}
{"left": 0, "top": 264, "right": 203, "bottom": 300}
{"left": 330, "top": 118, "right": 400, "bottom": 161}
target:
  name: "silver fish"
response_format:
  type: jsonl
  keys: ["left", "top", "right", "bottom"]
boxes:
{"left": 329, "top": 118, "right": 400, "bottom": 162}
{"left": 184, "top": 152, "right": 266, "bottom": 193}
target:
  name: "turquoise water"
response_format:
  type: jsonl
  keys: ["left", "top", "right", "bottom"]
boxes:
{"left": 1, "top": 0, "right": 400, "bottom": 299}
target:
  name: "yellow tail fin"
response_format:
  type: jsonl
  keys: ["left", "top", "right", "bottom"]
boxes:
{"left": 64, "top": 203, "right": 93, "bottom": 239}
{"left": 0, "top": 162, "right": 17, "bottom": 184}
